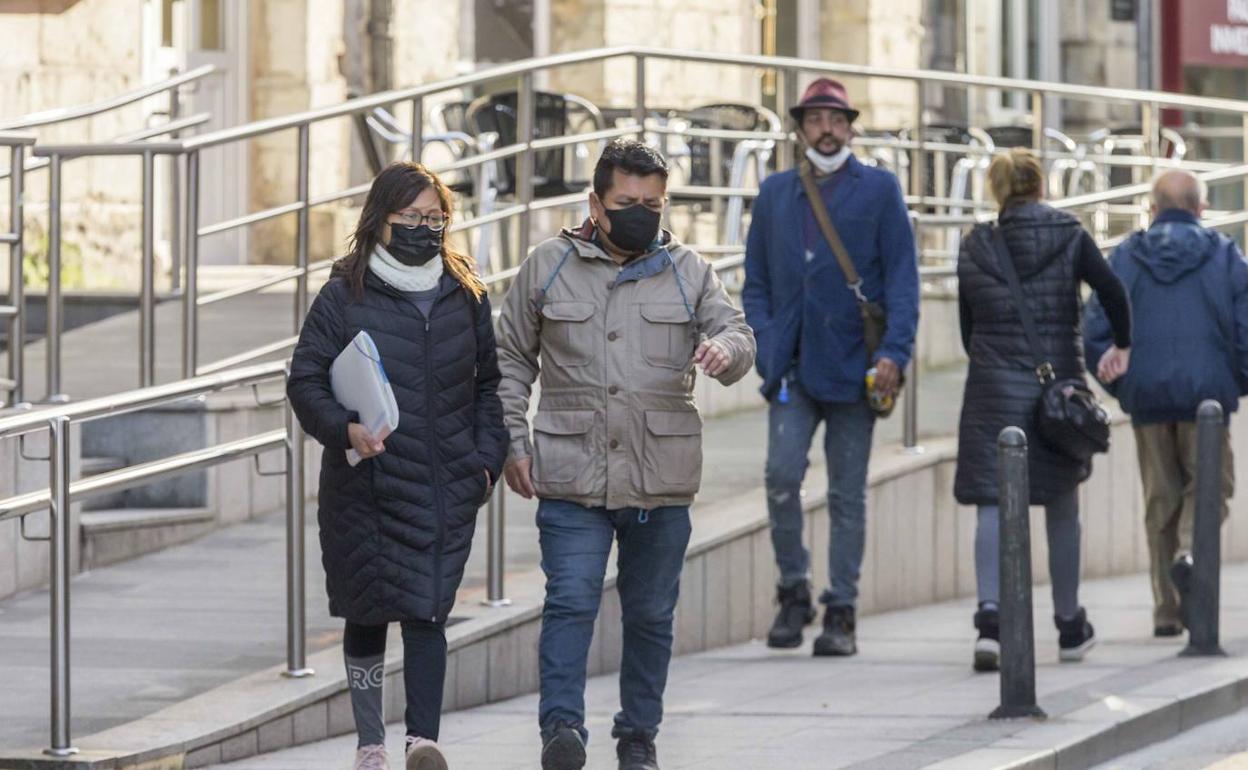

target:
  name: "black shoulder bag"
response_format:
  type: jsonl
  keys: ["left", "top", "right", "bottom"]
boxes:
{"left": 989, "top": 227, "right": 1110, "bottom": 463}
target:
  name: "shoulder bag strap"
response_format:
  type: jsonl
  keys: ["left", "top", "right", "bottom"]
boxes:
{"left": 989, "top": 226, "right": 1055, "bottom": 383}
{"left": 798, "top": 159, "right": 868, "bottom": 305}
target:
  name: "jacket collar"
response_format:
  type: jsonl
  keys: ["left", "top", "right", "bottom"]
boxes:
{"left": 1152, "top": 208, "right": 1200, "bottom": 228}
{"left": 364, "top": 267, "right": 461, "bottom": 300}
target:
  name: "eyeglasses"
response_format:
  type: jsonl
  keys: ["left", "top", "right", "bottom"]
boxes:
{"left": 393, "top": 211, "right": 447, "bottom": 231}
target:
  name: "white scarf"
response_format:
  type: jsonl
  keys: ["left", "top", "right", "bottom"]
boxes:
{"left": 805, "top": 145, "right": 852, "bottom": 175}
{"left": 368, "top": 244, "right": 444, "bottom": 292}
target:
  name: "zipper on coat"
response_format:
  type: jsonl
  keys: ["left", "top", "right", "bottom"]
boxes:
{"left": 426, "top": 314, "right": 446, "bottom": 622}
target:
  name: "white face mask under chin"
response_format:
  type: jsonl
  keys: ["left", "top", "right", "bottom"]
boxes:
{"left": 805, "top": 145, "right": 851, "bottom": 175}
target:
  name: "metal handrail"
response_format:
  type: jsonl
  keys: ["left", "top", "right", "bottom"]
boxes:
{"left": 4, "top": 359, "right": 310, "bottom": 757}
{"left": 0, "top": 65, "right": 218, "bottom": 131}
{"left": 0, "top": 360, "right": 286, "bottom": 440}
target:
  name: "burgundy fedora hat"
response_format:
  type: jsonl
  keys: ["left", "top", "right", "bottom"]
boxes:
{"left": 789, "top": 77, "right": 860, "bottom": 123}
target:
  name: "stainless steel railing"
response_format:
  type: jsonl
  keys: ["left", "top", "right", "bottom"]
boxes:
{"left": 0, "top": 133, "right": 35, "bottom": 406}
{"left": 0, "top": 360, "right": 309, "bottom": 757}
{"left": 0, "top": 66, "right": 220, "bottom": 405}
{"left": 23, "top": 47, "right": 1248, "bottom": 402}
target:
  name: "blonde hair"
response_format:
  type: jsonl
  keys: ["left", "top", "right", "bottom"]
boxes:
{"left": 987, "top": 148, "right": 1045, "bottom": 209}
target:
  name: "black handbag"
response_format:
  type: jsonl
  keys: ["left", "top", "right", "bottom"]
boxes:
{"left": 989, "top": 227, "right": 1110, "bottom": 463}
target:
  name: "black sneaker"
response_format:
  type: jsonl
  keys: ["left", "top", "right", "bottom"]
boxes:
{"left": 616, "top": 733, "right": 659, "bottom": 770}
{"left": 1056, "top": 607, "right": 1096, "bottom": 662}
{"left": 973, "top": 605, "right": 1000, "bottom": 672}
{"left": 766, "top": 582, "right": 817, "bottom": 649}
{"left": 1171, "top": 554, "right": 1194, "bottom": 627}
{"left": 541, "top": 722, "right": 586, "bottom": 770}
{"left": 812, "top": 605, "right": 857, "bottom": 656}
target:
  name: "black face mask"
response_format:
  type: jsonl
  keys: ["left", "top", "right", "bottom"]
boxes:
{"left": 386, "top": 225, "right": 442, "bottom": 266}
{"left": 602, "top": 204, "right": 661, "bottom": 254}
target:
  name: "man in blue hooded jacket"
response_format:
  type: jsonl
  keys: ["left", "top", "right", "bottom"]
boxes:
{"left": 1085, "top": 169, "right": 1248, "bottom": 638}
{"left": 743, "top": 79, "right": 919, "bottom": 656}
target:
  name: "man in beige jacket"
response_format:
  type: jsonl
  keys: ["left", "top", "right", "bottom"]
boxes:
{"left": 496, "top": 139, "right": 755, "bottom": 770}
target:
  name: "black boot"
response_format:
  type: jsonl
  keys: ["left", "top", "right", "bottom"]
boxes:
{"left": 541, "top": 722, "right": 586, "bottom": 770}
{"left": 812, "top": 604, "right": 857, "bottom": 656}
{"left": 616, "top": 733, "right": 659, "bottom": 770}
{"left": 1056, "top": 607, "right": 1097, "bottom": 662}
{"left": 766, "top": 582, "right": 816, "bottom": 649}
{"left": 973, "top": 605, "right": 1000, "bottom": 672}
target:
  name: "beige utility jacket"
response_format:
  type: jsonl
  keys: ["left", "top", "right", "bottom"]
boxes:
{"left": 496, "top": 225, "right": 756, "bottom": 510}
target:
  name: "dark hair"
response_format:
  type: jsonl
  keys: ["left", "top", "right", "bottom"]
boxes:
{"left": 592, "top": 139, "right": 669, "bottom": 198}
{"left": 338, "top": 162, "right": 484, "bottom": 300}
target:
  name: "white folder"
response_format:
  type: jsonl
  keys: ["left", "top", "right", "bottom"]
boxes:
{"left": 331, "top": 331, "right": 400, "bottom": 466}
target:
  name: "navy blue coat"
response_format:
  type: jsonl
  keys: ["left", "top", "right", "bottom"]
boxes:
{"left": 287, "top": 269, "right": 508, "bottom": 624}
{"left": 742, "top": 155, "right": 919, "bottom": 402}
{"left": 1085, "top": 209, "right": 1248, "bottom": 425}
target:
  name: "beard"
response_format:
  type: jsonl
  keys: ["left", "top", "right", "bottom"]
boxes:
{"left": 811, "top": 133, "right": 844, "bottom": 156}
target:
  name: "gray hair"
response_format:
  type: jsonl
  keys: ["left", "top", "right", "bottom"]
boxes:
{"left": 1151, "top": 169, "right": 1207, "bottom": 214}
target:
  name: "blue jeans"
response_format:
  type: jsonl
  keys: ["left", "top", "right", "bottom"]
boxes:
{"left": 765, "top": 381, "right": 875, "bottom": 607}
{"left": 536, "top": 498, "right": 692, "bottom": 743}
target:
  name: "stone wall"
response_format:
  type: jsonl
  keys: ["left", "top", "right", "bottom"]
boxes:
{"left": 819, "top": 0, "right": 924, "bottom": 129}
{"left": 547, "top": 0, "right": 761, "bottom": 111}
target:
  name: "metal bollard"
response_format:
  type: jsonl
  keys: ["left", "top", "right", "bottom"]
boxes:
{"left": 990, "top": 426, "right": 1046, "bottom": 720}
{"left": 482, "top": 487, "right": 511, "bottom": 607}
{"left": 46, "top": 416, "right": 78, "bottom": 756}
{"left": 1181, "top": 400, "right": 1227, "bottom": 658}
{"left": 282, "top": 398, "right": 315, "bottom": 678}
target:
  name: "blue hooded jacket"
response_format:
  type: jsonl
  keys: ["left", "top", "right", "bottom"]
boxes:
{"left": 1084, "top": 209, "right": 1248, "bottom": 424}
{"left": 742, "top": 156, "right": 919, "bottom": 402}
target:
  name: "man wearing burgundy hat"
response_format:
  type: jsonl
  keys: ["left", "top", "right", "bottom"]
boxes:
{"left": 743, "top": 78, "right": 919, "bottom": 656}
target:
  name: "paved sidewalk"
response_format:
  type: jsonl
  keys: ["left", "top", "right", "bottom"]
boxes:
{"left": 205, "top": 564, "right": 1248, "bottom": 770}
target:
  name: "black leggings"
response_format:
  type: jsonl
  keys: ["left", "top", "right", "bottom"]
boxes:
{"left": 343, "top": 619, "right": 448, "bottom": 740}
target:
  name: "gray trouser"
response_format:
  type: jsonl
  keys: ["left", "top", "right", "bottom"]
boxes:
{"left": 976, "top": 488, "right": 1081, "bottom": 619}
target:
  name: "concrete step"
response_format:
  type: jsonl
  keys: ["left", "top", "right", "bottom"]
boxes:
{"left": 80, "top": 507, "right": 216, "bottom": 569}
{"left": 79, "top": 455, "right": 129, "bottom": 511}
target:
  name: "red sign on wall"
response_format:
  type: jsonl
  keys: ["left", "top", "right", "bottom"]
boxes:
{"left": 1181, "top": 0, "right": 1248, "bottom": 67}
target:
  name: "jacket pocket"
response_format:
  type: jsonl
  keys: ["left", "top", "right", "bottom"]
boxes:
{"left": 541, "top": 302, "right": 596, "bottom": 367}
{"left": 532, "top": 409, "right": 595, "bottom": 486}
{"left": 639, "top": 303, "right": 696, "bottom": 370}
{"left": 641, "top": 409, "right": 702, "bottom": 497}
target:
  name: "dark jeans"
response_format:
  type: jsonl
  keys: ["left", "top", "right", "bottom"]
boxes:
{"left": 343, "top": 619, "right": 447, "bottom": 740}
{"left": 536, "top": 498, "right": 692, "bottom": 743}
{"left": 764, "top": 381, "right": 875, "bottom": 606}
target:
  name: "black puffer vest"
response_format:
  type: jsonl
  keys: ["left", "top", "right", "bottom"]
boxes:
{"left": 954, "top": 203, "right": 1091, "bottom": 506}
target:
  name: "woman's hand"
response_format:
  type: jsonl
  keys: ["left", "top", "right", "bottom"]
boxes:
{"left": 1097, "top": 346, "right": 1131, "bottom": 385}
{"left": 348, "top": 423, "right": 386, "bottom": 459}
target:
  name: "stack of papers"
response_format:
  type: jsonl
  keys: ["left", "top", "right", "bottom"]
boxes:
{"left": 331, "top": 331, "right": 400, "bottom": 466}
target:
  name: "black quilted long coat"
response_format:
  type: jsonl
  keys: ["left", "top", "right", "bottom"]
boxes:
{"left": 953, "top": 203, "right": 1092, "bottom": 507}
{"left": 287, "top": 269, "right": 508, "bottom": 624}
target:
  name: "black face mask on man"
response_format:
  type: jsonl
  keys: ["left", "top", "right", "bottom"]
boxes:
{"left": 602, "top": 204, "right": 661, "bottom": 254}
{"left": 386, "top": 224, "right": 442, "bottom": 267}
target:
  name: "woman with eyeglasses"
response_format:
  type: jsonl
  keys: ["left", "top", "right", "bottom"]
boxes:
{"left": 288, "top": 162, "right": 508, "bottom": 770}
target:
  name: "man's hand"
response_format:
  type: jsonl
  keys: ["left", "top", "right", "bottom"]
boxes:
{"left": 872, "top": 357, "right": 902, "bottom": 397}
{"left": 504, "top": 456, "right": 536, "bottom": 499}
{"left": 693, "top": 338, "right": 731, "bottom": 377}
{"left": 1097, "top": 346, "right": 1131, "bottom": 385}
{"left": 347, "top": 423, "right": 386, "bottom": 459}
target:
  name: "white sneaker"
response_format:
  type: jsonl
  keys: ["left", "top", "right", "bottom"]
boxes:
{"left": 405, "top": 737, "right": 449, "bottom": 770}
{"left": 353, "top": 744, "right": 390, "bottom": 770}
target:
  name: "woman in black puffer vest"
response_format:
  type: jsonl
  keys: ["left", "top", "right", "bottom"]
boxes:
{"left": 955, "top": 149, "right": 1132, "bottom": 675}
{"left": 288, "top": 162, "right": 508, "bottom": 770}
